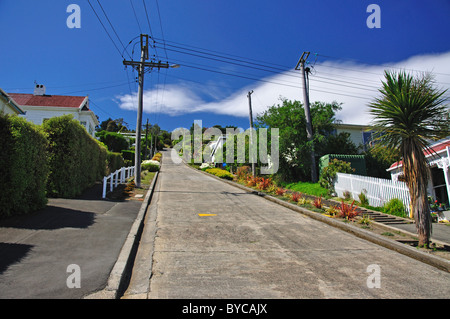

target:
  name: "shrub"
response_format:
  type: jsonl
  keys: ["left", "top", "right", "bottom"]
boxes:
{"left": 275, "top": 187, "right": 286, "bottom": 196}
{"left": 200, "top": 163, "right": 212, "bottom": 170}
{"left": 313, "top": 196, "right": 323, "bottom": 209}
{"left": 358, "top": 190, "right": 369, "bottom": 206}
{"left": 337, "top": 200, "right": 359, "bottom": 220}
{"left": 43, "top": 115, "right": 107, "bottom": 198}
{"left": 205, "top": 168, "right": 234, "bottom": 180}
{"left": 325, "top": 206, "right": 339, "bottom": 217}
{"left": 0, "top": 115, "right": 49, "bottom": 217}
{"left": 96, "top": 130, "right": 129, "bottom": 152}
{"left": 236, "top": 166, "right": 251, "bottom": 181}
{"left": 319, "top": 159, "right": 354, "bottom": 194}
{"left": 290, "top": 192, "right": 302, "bottom": 202}
{"left": 107, "top": 151, "right": 124, "bottom": 174}
{"left": 152, "top": 152, "right": 162, "bottom": 162}
{"left": 121, "top": 150, "right": 135, "bottom": 164}
{"left": 141, "top": 160, "right": 160, "bottom": 172}
{"left": 343, "top": 190, "right": 352, "bottom": 201}
{"left": 246, "top": 175, "right": 259, "bottom": 187}
{"left": 383, "top": 198, "right": 407, "bottom": 218}
{"left": 257, "top": 177, "right": 273, "bottom": 190}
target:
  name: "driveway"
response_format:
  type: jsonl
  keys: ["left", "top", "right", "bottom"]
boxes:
{"left": 0, "top": 184, "right": 142, "bottom": 299}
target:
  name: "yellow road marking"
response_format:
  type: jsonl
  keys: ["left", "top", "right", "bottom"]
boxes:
{"left": 198, "top": 213, "right": 217, "bottom": 217}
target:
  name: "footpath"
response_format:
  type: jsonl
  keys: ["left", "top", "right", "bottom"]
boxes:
{"left": 0, "top": 182, "right": 146, "bottom": 299}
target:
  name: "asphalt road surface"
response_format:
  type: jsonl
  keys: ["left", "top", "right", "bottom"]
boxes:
{"left": 0, "top": 185, "right": 142, "bottom": 299}
{"left": 125, "top": 149, "right": 450, "bottom": 299}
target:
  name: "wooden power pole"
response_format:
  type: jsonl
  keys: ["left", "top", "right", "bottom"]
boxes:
{"left": 123, "top": 34, "right": 173, "bottom": 187}
{"left": 248, "top": 90, "right": 255, "bottom": 177}
{"left": 295, "top": 52, "right": 318, "bottom": 183}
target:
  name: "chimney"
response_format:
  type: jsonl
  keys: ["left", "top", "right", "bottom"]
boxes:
{"left": 34, "top": 84, "right": 46, "bottom": 96}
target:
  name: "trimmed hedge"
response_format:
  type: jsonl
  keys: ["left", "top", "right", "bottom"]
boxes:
{"left": 96, "top": 130, "right": 129, "bottom": 153}
{"left": 43, "top": 115, "right": 108, "bottom": 198}
{"left": 0, "top": 114, "right": 49, "bottom": 217}
{"left": 107, "top": 151, "right": 125, "bottom": 174}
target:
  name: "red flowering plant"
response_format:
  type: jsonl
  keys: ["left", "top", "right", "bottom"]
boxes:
{"left": 337, "top": 200, "right": 359, "bottom": 220}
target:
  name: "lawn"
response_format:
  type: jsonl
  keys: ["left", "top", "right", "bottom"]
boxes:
{"left": 283, "top": 181, "right": 328, "bottom": 197}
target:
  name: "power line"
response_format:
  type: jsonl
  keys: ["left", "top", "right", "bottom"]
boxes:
{"left": 87, "top": 0, "right": 124, "bottom": 59}
{"left": 155, "top": 0, "right": 168, "bottom": 61}
{"left": 152, "top": 37, "right": 290, "bottom": 70}
{"left": 129, "top": 0, "right": 142, "bottom": 34}
{"left": 174, "top": 61, "right": 371, "bottom": 100}
{"left": 96, "top": 0, "right": 131, "bottom": 59}
{"left": 60, "top": 81, "right": 132, "bottom": 95}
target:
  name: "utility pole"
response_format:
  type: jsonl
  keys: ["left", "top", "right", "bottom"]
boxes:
{"left": 123, "top": 34, "right": 178, "bottom": 187}
{"left": 144, "top": 119, "right": 149, "bottom": 161}
{"left": 247, "top": 90, "right": 255, "bottom": 177}
{"left": 295, "top": 52, "right": 317, "bottom": 183}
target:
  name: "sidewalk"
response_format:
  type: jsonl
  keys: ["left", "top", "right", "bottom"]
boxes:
{"left": 0, "top": 182, "right": 144, "bottom": 299}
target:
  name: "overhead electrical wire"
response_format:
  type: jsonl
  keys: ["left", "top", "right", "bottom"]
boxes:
{"left": 129, "top": 0, "right": 142, "bottom": 34}
{"left": 87, "top": 0, "right": 124, "bottom": 59}
{"left": 87, "top": 1, "right": 448, "bottom": 121}
{"left": 96, "top": 0, "right": 132, "bottom": 59}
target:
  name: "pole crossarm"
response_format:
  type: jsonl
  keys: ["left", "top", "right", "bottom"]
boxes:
{"left": 123, "top": 60, "right": 170, "bottom": 69}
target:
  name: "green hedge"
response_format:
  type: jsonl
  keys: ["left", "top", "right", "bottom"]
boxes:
{"left": 96, "top": 130, "right": 129, "bottom": 152}
{"left": 43, "top": 115, "right": 108, "bottom": 198}
{"left": 0, "top": 114, "right": 49, "bottom": 217}
{"left": 107, "top": 151, "right": 125, "bottom": 174}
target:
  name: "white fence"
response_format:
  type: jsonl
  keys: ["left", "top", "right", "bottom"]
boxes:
{"left": 334, "top": 173, "right": 411, "bottom": 213}
{"left": 102, "top": 166, "right": 135, "bottom": 198}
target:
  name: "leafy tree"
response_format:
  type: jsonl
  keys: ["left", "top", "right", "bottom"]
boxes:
{"left": 368, "top": 70, "right": 449, "bottom": 246}
{"left": 98, "top": 118, "right": 131, "bottom": 132}
{"left": 256, "top": 99, "right": 357, "bottom": 183}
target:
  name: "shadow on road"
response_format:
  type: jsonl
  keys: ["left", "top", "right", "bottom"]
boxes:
{"left": 0, "top": 242, "right": 33, "bottom": 274}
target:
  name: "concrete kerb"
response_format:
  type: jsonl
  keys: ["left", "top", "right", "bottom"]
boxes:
{"left": 84, "top": 170, "right": 160, "bottom": 299}
{"left": 185, "top": 163, "right": 450, "bottom": 273}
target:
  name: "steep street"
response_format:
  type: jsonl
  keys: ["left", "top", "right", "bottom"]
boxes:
{"left": 123, "top": 149, "right": 450, "bottom": 299}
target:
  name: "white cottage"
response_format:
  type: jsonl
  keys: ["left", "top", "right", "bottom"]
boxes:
{"left": 387, "top": 139, "right": 450, "bottom": 209}
{"left": 8, "top": 84, "right": 98, "bottom": 137}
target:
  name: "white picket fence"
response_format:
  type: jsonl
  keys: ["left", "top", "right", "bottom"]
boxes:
{"left": 334, "top": 173, "right": 411, "bottom": 213}
{"left": 102, "top": 166, "right": 135, "bottom": 198}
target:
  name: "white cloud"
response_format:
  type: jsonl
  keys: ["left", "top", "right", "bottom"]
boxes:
{"left": 116, "top": 51, "right": 450, "bottom": 125}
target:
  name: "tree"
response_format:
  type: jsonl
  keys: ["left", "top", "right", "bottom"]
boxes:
{"left": 368, "top": 70, "right": 449, "bottom": 246}
{"left": 256, "top": 99, "right": 357, "bottom": 183}
{"left": 98, "top": 118, "right": 130, "bottom": 132}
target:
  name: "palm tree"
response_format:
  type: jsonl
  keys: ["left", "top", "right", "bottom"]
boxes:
{"left": 369, "top": 70, "right": 449, "bottom": 246}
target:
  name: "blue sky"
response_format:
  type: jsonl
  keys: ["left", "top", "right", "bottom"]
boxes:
{"left": 1, "top": 0, "right": 449, "bottom": 132}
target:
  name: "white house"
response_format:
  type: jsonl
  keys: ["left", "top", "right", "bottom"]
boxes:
{"left": 8, "top": 84, "right": 98, "bottom": 137}
{"left": 0, "top": 88, "right": 25, "bottom": 115}
{"left": 333, "top": 123, "right": 375, "bottom": 152}
{"left": 387, "top": 139, "right": 450, "bottom": 209}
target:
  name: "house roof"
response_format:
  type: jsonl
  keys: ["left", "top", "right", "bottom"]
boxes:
{"left": 7, "top": 93, "right": 88, "bottom": 109}
{"left": 0, "top": 88, "right": 25, "bottom": 114}
{"left": 388, "top": 139, "right": 450, "bottom": 171}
